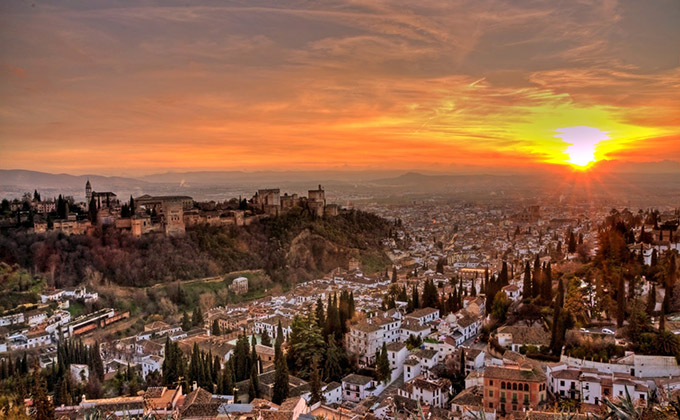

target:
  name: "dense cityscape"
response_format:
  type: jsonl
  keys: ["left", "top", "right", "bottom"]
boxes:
{"left": 2, "top": 0, "right": 680, "bottom": 419}
{"left": 0, "top": 180, "right": 678, "bottom": 420}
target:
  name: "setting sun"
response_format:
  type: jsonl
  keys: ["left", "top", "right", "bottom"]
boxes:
{"left": 555, "top": 126, "right": 609, "bottom": 169}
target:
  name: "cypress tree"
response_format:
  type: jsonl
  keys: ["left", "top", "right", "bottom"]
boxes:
{"left": 248, "top": 362, "right": 260, "bottom": 401}
{"left": 412, "top": 285, "right": 420, "bottom": 309}
{"left": 324, "top": 335, "right": 342, "bottom": 382}
{"left": 192, "top": 306, "right": 204, "bottom": 327}
{"left": 376, "top": 343, "right": 391, "bottom": 384}
{"left": 616, "top": 275, "right": 626, "bottom": 328}
{"left": 181, "top": 311, "right": 192, "bottom": 332}
{"left": 392, "top": 267, "right": 398, "bottom": 283}
{"left": 568, "top": 230, "right": 577, "bottom": 253}
{"left": 272, "top": 351, "right": 289, "bottom": 404}
{"left": 315, "top": 298, "right": 326, "bottom": 329}
{"left": 532, "top": 255, "right": 541, "bottom": 298}
{"left": 309, "top": 358, "right": 322, "bottom": 403}
{"left": 212, "top": 320, "right": 221, "bottom": 336}
{"left": 33, "top": 361, "right": 54, "bottom": 420}
{"left": 541, "top": 262, "right": 552, "bottom": 304}
{"left": 646, "top": 284, "right": 657, "bottom": 315}
{"left": 523, "top": 261, "right": 532, "bottom": 299}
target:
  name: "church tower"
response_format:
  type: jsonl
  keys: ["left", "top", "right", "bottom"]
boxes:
{"left": 85, "top": 179, "right": 92, "bottom": 209}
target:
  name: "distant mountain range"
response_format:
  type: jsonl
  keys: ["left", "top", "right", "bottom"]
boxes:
{"left": 1, "top": 159, "right": 679, "bottom": 202}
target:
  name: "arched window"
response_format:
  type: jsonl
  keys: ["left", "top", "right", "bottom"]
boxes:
{"left": 525, "top": 384, "right": 529, "bottom": 392}
{"left": 512, "top": 383, "right": 517, "bottom": 390}
{"left": 501, "top": 382, "right": 506, "bottom": 389}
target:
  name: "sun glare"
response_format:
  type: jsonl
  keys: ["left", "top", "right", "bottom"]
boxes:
{"left": 555, "top": 126, "right": 609, "bottom": 169}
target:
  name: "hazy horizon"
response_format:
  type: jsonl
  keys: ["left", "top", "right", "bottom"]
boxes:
{"left": 1, "top": 0, "right": 679, "bottom": 174}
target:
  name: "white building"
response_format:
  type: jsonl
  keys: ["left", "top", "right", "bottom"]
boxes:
{"left": 404, "top": 307, "right": 440, "bottom": 326}
{"left": 397, "top": 376, "right": 451, "bottom": 408}
{"left": 342, "top": 374, "right": 378, "bottom": 402}
{"left": 141, "top": 355, "right": 164, "bottom": 379}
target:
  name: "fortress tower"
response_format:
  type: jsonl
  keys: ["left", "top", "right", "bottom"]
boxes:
{"left": 85, "top": 179, "right": 92, "bottom": 209}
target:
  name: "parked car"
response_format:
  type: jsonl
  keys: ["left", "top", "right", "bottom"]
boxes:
{"left": 602, "top": 328, "right": 615, "bottom": 335}
{"left": 580, "top": 328, "right": 590, "bottom": 333}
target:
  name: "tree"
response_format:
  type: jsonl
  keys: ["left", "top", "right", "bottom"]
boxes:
{"left": 288, "top": 312, "right": 325, "bottom": 379}
{"left": 32, "top": 361, "right": 54, "bottom": 420}
{"left": 181, "top": 311, "right": 192, "bottom": 332}
{"left": 309, "top": 357, "right": 323, "bottom": 404}
{"left": 192, "top": 306, "right": 204, "bottom": 327}
{"left": 646, "top": 284, "right": 656, "bottom": 316}
{"left": 248, "top": 363, "right": 260, "bottom": 401}
{"left": 436, "top": 258, "right": 445, "bottom": 274}
{"left": 540, "top": 262, "right": 552, "bottom": 304}
{"left": 522, "top": 261, "right": 532, "bottom": 299}
{"left": 219, "top": 362, "right": 234, "bottom": 396}
{"left": 272, "top": 351, "right": 289, "bottom": 404}
{"left": 653, "top": 330, "right": 680, "bottom": 356}
{"left": 411, "top": 285, "right": 420, "bottom": 309}
{"left": 376, "top": 343, "right": 391, "bottom": 384}
{"left": 33, "top": 190, "right": 41, "bottom": 202}
{"left": 532, "top": 256, "right": 541, "bottom": 298}
{"left": 568, "top": 230, "right": 577, "bottom": 254}
{"left": 392, "top": 267, "right": 398, "bottom": 283}
{"left": 212, "top": 320, "right": 221, "bottom": 336}
{"left": 491, "top": 292, "right": 510, "bottom": 322}
{"left": 616, "top": 275, "right": 626, "bottom": 328}
{"left": 88, "top": 196, "right": 98, "bottom": 222}
{"left": 324, "top": 335, "right": 342, "bottom": 382}
{"left": 261, "top": 328, "right": 272, "bottom": 347}
{"left": 421, "top": 279, "right": 439, "bottom": 308}
{"left": 315, "top": 298, "right": 326, "bottom": 330}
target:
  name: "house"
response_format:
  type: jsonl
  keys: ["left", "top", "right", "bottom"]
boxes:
{"left": 346, "top": 319, "right": 386, "bottom": 366}
{"left": 144, "top": 386, "right": 183, "bottom": 416}
{"left": 397, "top": 376, "right": 451, "bottom": 408}
{"left": 26, "top": 311, "right": 47, "bottom": 327}
{"left": 323, "top": 382, "right": 342, "bottom": 404}
{"left": 496, "top": 326, "right": 550, "bottom": 352}
{"left": 404, "top": 307, "right": 440, "bottom": 326}
{"left": 501, "top": 285, "right": 521, "bottom": 301}
{"left": 342, "top": 374, "right": 377, "bottom": 403}
{"left": 141, "top": 355, "right": 164, "bottom": 379}
{"left": 413, "top": 349, "right": 439, "bottom": 372}
{"left": 254, "top": 315, "right": 292, "bottom": 340}
{"left": 404, "top": 358, "right": 422, "bottom": 382}
{"left": 230, "top": 276, "right": 249, "bottom": 295}
{"left": 482, "top": 362, "right": 547, "bottom": 413}
{"left": 386, "top": 341, "right": 408, "bottom": 379}
{"left": 400, "top": 319, "right": 431, "bottom": 342}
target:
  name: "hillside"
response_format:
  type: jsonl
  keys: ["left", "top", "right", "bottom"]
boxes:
{"left": 0, "top": 208, "right": 392, "bottom": 288}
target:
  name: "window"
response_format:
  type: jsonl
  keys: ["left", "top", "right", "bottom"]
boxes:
{"left": 489, "top": 403, "right": 493, "bottom": 409}
{"left": 490, "top": 380, "right": 494, "bottom": 386}
{"left": 489, "top": 390, "right": 493, "bottom": 397}
{"left": 501, "top": 382, "right": 506, "bottom": 389}
{"left": 560, "top": 380, "right": 565, "bottom": 386}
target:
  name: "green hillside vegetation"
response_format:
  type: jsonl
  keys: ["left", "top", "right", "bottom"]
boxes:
{"left": 0, "top": 262, "right": 45, "bottom": 312}
{"left": 0, "top": 208, "right": 392, "bottom": 289}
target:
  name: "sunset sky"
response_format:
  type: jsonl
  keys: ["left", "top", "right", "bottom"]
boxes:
{"left": 1, "top": 0, "right": 679, "bottom": 176}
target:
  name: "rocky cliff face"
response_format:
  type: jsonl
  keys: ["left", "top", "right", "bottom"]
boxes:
{"left": 286, "top": 229, "right": 356, "bottom": 274}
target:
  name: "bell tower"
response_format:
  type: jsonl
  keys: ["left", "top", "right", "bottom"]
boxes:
{"left": 85, "top": 179, "right": 92, "bottom": 209}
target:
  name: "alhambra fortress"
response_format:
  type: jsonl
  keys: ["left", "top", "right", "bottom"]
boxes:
{"left": 30, "top": 182, "right": 339, "bottom": 237}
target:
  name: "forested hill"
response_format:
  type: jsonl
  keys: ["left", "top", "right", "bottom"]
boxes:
{"left": 0, "top": 208, "right": 393, "bottom": 288}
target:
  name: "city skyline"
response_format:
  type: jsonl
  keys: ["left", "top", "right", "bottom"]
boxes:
{"left": 1, "top": 0, "right": 679, "bottom": 176}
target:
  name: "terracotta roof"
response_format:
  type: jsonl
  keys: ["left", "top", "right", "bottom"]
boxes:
{"left": 484, "top": 365, "right": 546, "bottom": 382}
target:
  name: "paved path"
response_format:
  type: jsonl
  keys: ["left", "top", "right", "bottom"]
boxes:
{"left": 377, "top": 373, "right": 404, "bottom": 403}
